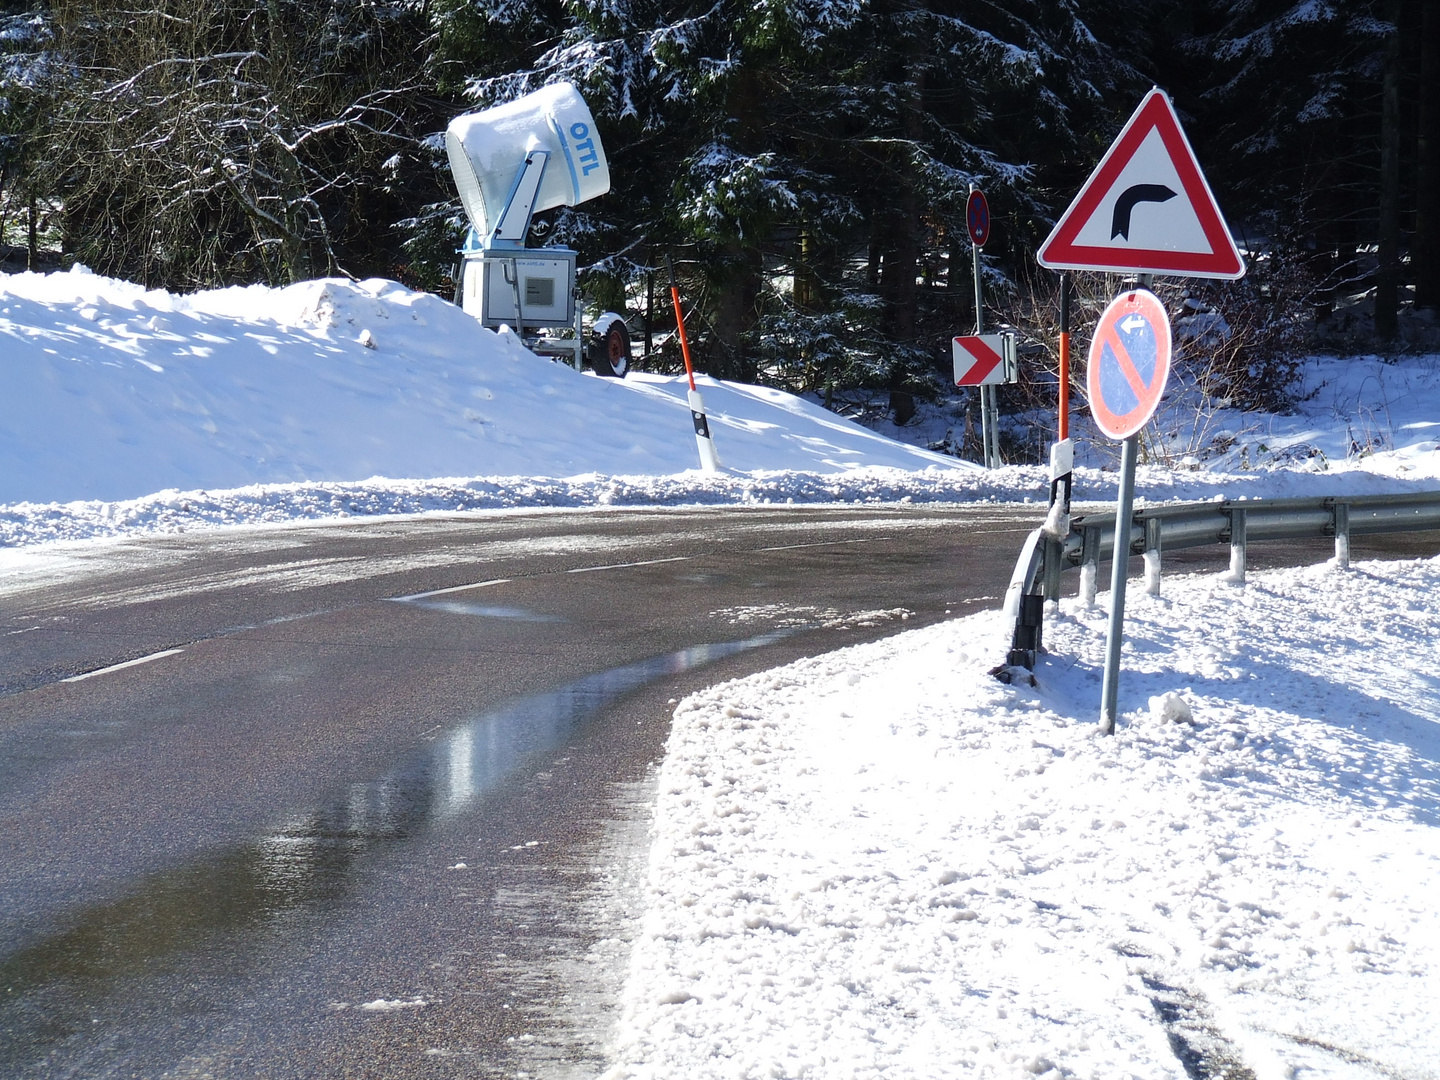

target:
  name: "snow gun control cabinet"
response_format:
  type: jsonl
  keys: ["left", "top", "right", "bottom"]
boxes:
{"left": 446, "top": 83, "right": 631, "bottom": 376}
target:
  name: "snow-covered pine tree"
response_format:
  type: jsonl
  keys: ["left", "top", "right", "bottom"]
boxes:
{"left": 430, "top": 0, "right": 1142, "bottom": 410}
{"left": 1176, "top": 0, "right": 1408, "bottom": 334}
{"left": 0, "top": 0, "right": 57, "bottom": 268}
{"left": 831, "top": 0, "right": 1144, "bottom": 418}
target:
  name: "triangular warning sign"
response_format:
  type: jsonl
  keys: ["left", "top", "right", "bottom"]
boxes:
{"left": 1038, "top": 89, "right": 1245, "bottom": 279}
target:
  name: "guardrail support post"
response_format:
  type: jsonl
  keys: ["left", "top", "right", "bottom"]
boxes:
{"left": 1079, "top": 526, "right": 1100, "bottom": 606}
{"left": 1007, "top": 592, "right": 1045, "bottom": 670}
{"left": 1007, "top": 492, "right": 1439, "bottom": 683}
{"left": 1227, "top": 507, "right": 1247, "bottom": 584}
{"left": 1043, "top": 537, "right": 1063, "bottom": 604}
{"left": 1143, "top": 517, "right": 1162, "bottom": 597}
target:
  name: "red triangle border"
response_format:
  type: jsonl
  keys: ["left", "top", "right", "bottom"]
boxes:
{"left": 1038, "top": 90, "right": 1245, "bottom": 279}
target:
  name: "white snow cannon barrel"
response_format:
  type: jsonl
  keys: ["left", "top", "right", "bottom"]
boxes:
{"left": 445, "top": 82, "right": 610, "bottom": 243}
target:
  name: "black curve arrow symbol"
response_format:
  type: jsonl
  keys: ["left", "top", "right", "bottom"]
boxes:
{"left": 1110, "top": 184, "right": 1177, "bottom": 240}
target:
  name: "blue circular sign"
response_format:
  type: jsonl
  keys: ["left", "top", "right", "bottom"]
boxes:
{"left": 1087, "top": 289, "right": 1172, "bottom": 440}
{"left": 966, "top": 189, "right": 990, "bottom": 248}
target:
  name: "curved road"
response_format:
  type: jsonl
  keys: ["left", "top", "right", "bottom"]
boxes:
{"left": 1, "top": 504, "right": 1045, "bottom": 1079}
{"left": 2, "top": 504, "right": 1433, "bottom": 1078}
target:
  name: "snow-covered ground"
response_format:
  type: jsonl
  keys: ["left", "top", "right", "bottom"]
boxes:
{"left": 603, "top": 556, "right": 1440, "bottom": 1080}
{"left": 4, "top": 267, "right": 1440, "bottom": 1077}
{"left": 2, "top": 267, "right": 1439, "bottom": 546}
{"left": 0, "top": 268, "right": 961, "bottom": 504}
{"left": 861, "top": 351, "right": 1440, "bottom": 482}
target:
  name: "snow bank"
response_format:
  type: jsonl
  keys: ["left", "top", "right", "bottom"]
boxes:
{"left": 863, "top": 351, "right": 1440, "bottom": 485}
{"left": 1184, "top": 352, "right": 1440, "bottom": 479}
{"left": 3, "top": 267, "right": 1439, "bottom": 549}
{"left": 0, "top": 269, "right": 966, "bottom": 506}
{"left": 607, "top": 557, "right": 1440, "bottom": 1079}
{"left": 0, "top": 469, "right": 1026, "bottom": 547}
{"left": 5, "top": 461, "right": 1436, "bottom": 550}
{"left": 7, "top": 461, "right": 1438, "bottom": 549}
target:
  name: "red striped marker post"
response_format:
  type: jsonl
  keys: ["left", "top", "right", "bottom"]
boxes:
{"left": 667, "top": 256, "right": 721, "bottom": 473}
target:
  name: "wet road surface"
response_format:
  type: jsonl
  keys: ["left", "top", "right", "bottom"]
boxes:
{"left": 3, "top": 504, "right": 1434, "bottom": 1078}
{"left": 0, "top": 504, "right": 1044, "bottom": 1078}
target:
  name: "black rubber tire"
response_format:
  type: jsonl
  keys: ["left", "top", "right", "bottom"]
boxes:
{"left": 588, "top": 318, "right": 630, "bottom": 378}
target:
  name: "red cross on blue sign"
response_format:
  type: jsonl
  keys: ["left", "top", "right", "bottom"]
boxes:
{"left": 966, "top": 189, "right": 990, "bottom": 248}
{"left": 1087, "top": 289, "right": 1172, "bottom": 440}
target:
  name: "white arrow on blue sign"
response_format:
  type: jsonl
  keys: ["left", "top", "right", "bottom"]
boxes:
{"left": 1086, "top": 290, "right": 1172, "bottom": 440}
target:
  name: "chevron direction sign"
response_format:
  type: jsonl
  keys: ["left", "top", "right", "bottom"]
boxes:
{"left": 953, "top": 332, "right": 1017, "bottom": 387}
{"left": 1038, "top": 88, "right": 1245, "bottom": 280}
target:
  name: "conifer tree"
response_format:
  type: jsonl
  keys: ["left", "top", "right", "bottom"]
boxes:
{"left": 0, "top": 0, "right": 56, "bottom": 268}
{"left": 429, "top": 0, "right": 1141, "bottom": 405}
{"left": 1176, "top": 0, "right": 1418, "bottom": 334}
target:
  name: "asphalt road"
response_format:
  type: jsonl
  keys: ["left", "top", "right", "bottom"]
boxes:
{"left": 3, "top": 504, "right": 1434, "bottom": 1078}
{"left": 0, "top": 504, "right": 1047, "bottom": 1079}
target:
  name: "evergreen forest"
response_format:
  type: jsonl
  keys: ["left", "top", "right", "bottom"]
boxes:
{"left": 1, "top": 0, "right": 1436, "bottom": 444}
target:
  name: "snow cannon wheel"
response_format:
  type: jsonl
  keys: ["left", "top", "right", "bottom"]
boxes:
{"left": 588, "top": 315, "right": 630, "bottom": 378}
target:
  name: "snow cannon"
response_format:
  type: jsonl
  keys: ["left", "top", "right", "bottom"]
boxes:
{"left": 447, "top": 83, "right": 630, "bottom": 376}
{"left": 446, "top": 82, "right": 610, "bottom": 241}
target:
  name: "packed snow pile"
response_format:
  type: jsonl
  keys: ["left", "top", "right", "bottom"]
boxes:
{"left": 0, "top": 268, "right": 966, "bottom": 506}
{"left": 3, "top": 267, "right": 1439, "bottom": 547}
{"left": 606, "top": 556, "right": 1440, "bottom": 1079}
{"left": 849, "top": 351, "right": 1440, "bottom": 482}
{"left": 4, "top": 464, "right": 1434, "bottom": 549}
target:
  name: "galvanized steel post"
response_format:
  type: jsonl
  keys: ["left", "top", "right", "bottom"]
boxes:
{"left": 1334, "top": 502, "right": 1350, "bottom": 568}
{"left": 970, "top": 184, "right": 990, "bottom": 469}
{"left": 1079, "top": 526, "right": 1100, "bottom": 606}
{"left": 1099, "top": 434, "right": 1140, "bottom": 734}
{"left": 1227, "top": 506, "right": 1247, "bottom": 584}
{"left": 1143, "top": 516, "right": 1163, "bottom": 596}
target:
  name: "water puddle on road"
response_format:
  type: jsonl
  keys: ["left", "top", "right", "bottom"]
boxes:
{"left": 0, "top": 632, "right": 785, "bottom": 1071}
{"left": 400, "top": 599, "right": 565, "bottom": 620}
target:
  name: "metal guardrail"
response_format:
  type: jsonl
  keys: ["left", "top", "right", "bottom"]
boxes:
{"left": 1002, "top": 490, "right": 1440, "bottom": 671}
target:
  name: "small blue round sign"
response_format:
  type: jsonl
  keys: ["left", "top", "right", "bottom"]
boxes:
{"left": 966, "top": 189, "right": 990, "bottom": 248}
{"left": 1087, "top": 289, "right": 1172, "bottom": 440}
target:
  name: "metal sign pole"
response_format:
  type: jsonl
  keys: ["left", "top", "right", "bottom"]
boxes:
{"left": 984, "top": 391, "right": 996, "bottom": 472}
{"left": 964, "top": 184, "right": 1006, "bottom": 470}
{"left": 1089, "top": 281, "right": 1169, "bottom": 734}
{"left": 971, "top": 228, "right": 991, "bottom": 468}
{"left": 1099, "top": 432, "right": 1138, "bottom": 734}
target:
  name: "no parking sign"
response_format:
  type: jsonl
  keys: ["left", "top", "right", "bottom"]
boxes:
{"left": 1087, "top": 289, "right": 1171, "bottom": 440}
{"left": 966, "top": 189, "right": 990, "bottom": 248}
{"left": 1086, "top": 286, "right": 1173, "bottom": 735}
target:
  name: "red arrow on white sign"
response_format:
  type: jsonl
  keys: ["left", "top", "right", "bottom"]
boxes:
{"left": 1037, "top": 88, "right": 1245, "bottom": 280}
{"left": 953, "top": 334, "right": 1015, "bottom": 386}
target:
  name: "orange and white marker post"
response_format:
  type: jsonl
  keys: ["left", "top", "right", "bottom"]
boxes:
{"left": 1042, "top": 273, "right": 1074, "bottom": 541}
{"left": 667, "top": 255, "right": 722, "bottom": 473}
